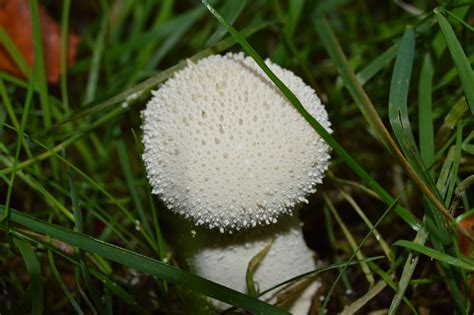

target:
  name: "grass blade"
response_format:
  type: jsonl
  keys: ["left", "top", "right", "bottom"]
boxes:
{"left": 394, "top": 240, "right": 474, "bottom": 271}
{"left": 30, "top": 0, "right": 51, "bottom": 127}
{"left": 60, "top": 0, "right": 72, "bottom": 114}
{"left": 418, "top": 53, "right": 435, "bottom": 172}
{"left": 13, "top": 237, "right": 44, "bottom": 315}
{"left": 3, "top": 207, "right": 288, "bottom": 315}
{"left": 84, "top": 9, "right": 108, "bottom": 105}
{"left": 388, "top": 27, "right": 433, "bottom": 188}
{"left": 435, "top": 10, "right": 474, "bottom": 114}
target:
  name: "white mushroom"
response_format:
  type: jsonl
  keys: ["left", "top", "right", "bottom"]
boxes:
{"left": 142, "top": 52, "right": 332, "bottom": 233}
{"left": 142, "top": 52, "right": 331, "bottom": 313}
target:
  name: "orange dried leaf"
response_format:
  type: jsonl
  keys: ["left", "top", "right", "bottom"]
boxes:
{"left": 457, "top": 215, "right": 474, "bottom": 257}
{"left": 0, "top": 0, "right": 79, "bottom": 83}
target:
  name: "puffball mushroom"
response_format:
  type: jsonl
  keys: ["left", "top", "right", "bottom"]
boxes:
{"left": 142, "top": 52, "right": 331, "bottom": 313}
{"left": 142, "top": 52, "right": 332, "bottom": 233}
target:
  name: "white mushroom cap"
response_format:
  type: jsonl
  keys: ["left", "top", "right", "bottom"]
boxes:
{"left": 182, "top": 215, "right": 320, "bottom": 312}
{"left": 142, "top": 52, "right": 331, "bottom": 232}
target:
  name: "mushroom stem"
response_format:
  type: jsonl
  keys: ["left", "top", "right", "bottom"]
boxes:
{"left": 178, "top": 213, "right": 320, "bottom": 313}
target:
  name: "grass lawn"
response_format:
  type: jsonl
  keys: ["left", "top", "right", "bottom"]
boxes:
{"left": 1, "top": 0, "right": 473, "bottom": 314}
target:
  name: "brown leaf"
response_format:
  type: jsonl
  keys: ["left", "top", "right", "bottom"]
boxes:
{"left": 0, "top": 0, "right": 80, "bottom": 83}
{"left": 457, "top": 215, "right": 474, "bottom": 257}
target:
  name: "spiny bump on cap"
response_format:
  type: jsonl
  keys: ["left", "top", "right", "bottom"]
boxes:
{"left": 142, "top": 52, "right": 332, "bottom": 232}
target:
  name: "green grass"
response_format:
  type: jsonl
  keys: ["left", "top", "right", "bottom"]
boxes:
{"left": 1, "top": 0, "right": 473, "bottom": 314}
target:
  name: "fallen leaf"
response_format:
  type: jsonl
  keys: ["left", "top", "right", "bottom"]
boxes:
{"left": 0, "top": 0, "right": 80, "bottom": 83}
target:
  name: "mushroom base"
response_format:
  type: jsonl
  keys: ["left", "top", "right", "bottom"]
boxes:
{"left": 179, "top": 214, "right": 320, "bottom": 313}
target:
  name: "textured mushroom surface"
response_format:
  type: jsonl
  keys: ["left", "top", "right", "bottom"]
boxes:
{"left": 142, "top": 53, "right": 331, "bottom": 232}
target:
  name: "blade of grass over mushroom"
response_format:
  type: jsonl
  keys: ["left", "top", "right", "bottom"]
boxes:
{"left": 206, "top": 0, "right": 247, "bottom": 47}
{"left": 13, "top": 237, "right": 44, "bottom": 315}
{"left": 1, "top": 207, "right": 288, "bottom": 315}
{"left": 202, "top": 0, "right": 420, "bottom": 230}
{"left": 312, "top": 14, "right": 453, "bottom": 223}
{"left": 435, "top": 10, "right": 474, "bottom": 114}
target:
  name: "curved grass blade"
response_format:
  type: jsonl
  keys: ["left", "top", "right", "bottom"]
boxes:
{"left": 13, "top": 237, "right": 44, "bottom": 315}
{"left": 3, "top": 207, "right": 288, "bottom": 315}
{"left": 202, "top": 0, "right": 420, "bottom": 230}
{"left": 435, "top": 10, "right": 474, "bottom": 114}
